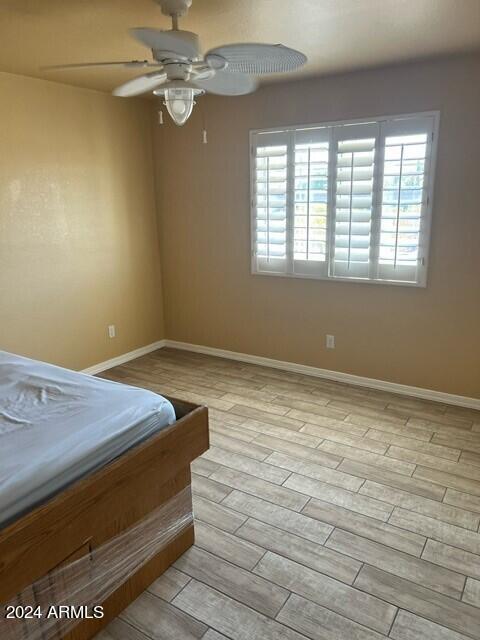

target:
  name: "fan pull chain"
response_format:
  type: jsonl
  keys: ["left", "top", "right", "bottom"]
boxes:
{"left": 158, "top": 110, "right": 164, "bottom": 125}
{"left": 200, "top": 100, "right": 207, "bottom": 144}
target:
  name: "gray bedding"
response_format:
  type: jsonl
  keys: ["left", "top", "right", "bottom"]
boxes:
{"left": 0, "top": 350, "right": 176, "bottom": 528}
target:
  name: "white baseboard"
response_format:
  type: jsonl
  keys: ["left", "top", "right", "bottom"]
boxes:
{"left": 164, "top": 340, "right": 480, "bottom": 410}
{"left": 81, "top": 340, "right": 166, "bottom": 375}
{"left": 80, "top": 338, "right": 479, "bottom": 410}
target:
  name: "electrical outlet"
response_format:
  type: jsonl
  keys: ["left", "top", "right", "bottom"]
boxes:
{"left": 326, "top": 334, "right": 335, "bottom": 349}
{"left": 108, "top": 325, "right": 116, "bottom": 339}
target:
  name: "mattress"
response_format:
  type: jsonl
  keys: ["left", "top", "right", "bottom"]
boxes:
{"left": 0, "top": 350, "right": 176, "bottom": 528}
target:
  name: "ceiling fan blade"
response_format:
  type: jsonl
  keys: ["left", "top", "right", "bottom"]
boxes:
{"left": 42, "top": 60, "right": 155, "bottom": 71}
{"left": 193, "top": 71, "right": 257, "bottom": 96}
{"left": 130, "top": 27, "right": 198, "bottom": 59}
{"left": 205, "top": 43, "right": 307, "bottom": 75}
{"left": 113, "top": 70, "right": 168, "bottom": 97}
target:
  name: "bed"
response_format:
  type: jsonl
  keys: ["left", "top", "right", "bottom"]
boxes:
{"left": 0, "top": 350, "right": 209, "bottom": 640}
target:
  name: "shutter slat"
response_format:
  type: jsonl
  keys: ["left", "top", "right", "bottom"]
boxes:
{"left": 338, "top": 139, "right": 376, "bottom": 153}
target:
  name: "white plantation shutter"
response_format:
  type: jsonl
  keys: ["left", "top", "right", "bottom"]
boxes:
{"left": 376, "top": 115, "right": 435, "bottom": 284}
{"left": 252, "top": 131, "right": 289, "bottom": 274}
{"left": 331, "top": 122, "right": 379, "bottom": 279}
{"left": 252, "top": 127, "right": 331, "bottom": 277}
{"left": 251, "top": 112, "right": 437, "bottom": 286}
{"left": 292, "top": 127, "right": 330, "bottom": 277}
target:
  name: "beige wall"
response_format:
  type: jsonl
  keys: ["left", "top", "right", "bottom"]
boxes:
{"left": 154, "top": 54, "right": 480, "bottom": 399}
{"left": 0, "top": 72, "right": 164, "bottom": 370}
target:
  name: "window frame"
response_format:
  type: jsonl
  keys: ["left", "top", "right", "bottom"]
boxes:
{"left": 250, "top": 110, "right": 440, "bottom": 288}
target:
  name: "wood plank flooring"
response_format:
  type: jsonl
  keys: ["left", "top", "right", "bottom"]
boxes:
{"left": 95, "top": 348, "right": 480, "bottom": 640}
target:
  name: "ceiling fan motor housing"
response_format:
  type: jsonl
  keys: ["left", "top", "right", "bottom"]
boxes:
{"left": 152, "top": 30, "right": 200, "bottom": 62}
{"left": 163, "top": 62, "right": 191, "bottom": 80}
{"left": 155, "top": 0, "right": 192, "bottom": 17}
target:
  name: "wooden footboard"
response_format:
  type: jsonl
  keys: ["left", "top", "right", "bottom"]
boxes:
{"left": 0, "top": 398, "right": 209, "bottom": 640}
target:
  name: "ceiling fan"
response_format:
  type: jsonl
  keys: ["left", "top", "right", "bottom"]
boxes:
{"left": 45, "top": 0, "right": 307, "bottom": 126}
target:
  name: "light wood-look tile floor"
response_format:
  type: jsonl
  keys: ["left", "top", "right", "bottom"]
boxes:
{"left": 96, "top": 348, "right": 480, "bottom": 640}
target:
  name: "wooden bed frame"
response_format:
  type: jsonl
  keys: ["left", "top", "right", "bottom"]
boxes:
{"left": 0, "top": 397, "right": 209, "bottom": 640}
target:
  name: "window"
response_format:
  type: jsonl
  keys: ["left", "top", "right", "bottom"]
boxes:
{"left": 250, "top": 112, "right": 438, "bottom": 286}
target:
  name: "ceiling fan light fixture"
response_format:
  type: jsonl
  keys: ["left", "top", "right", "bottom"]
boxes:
{"left": 164, "top": 88, "right": 194, "bottom": 126}
{"left": 155, "top": 86, "right": 203, "bottom": 126}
